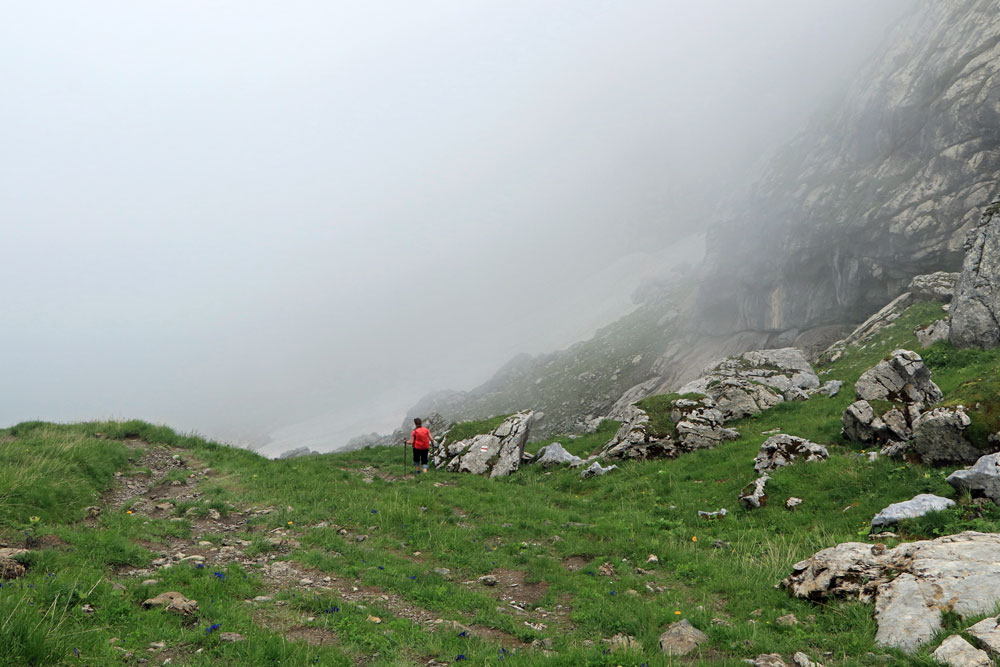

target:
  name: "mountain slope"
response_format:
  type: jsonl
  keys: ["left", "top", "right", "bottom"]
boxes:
{"left": 5, "top": 300, "right": 1000, "bottom": 665}
{"left": 699, "top": 0, "right": 1000, "bottom": 334}
{"left": 403, "top": 0, "right": 1000, "bottom": 435}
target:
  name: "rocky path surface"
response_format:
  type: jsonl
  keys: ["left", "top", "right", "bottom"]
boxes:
{"left": 95, "top": 440, "right": 546, "bottom": 663}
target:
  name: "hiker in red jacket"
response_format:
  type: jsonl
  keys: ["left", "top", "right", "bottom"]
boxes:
{"left": 408, "top": 418, "right": 433, "bottom": 474}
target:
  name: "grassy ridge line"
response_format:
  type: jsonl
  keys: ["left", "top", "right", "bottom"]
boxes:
{"left": 2, "top": 301, "right": 1000, "bottom": 664}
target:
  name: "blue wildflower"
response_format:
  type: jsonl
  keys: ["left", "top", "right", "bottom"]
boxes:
{"left": 456, "top": 656, "right": 466, "bottom": 661}
{"left": 206, "top": 623, "right": 221, "bottom": 633}
{"left": 213, "top": 571, "right": 225, "bottom": 579}
{"left": 324, "top": 606, "right": 340, "bottom": 613}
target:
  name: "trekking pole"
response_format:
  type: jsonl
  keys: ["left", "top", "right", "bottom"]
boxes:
{"left": 403, "top": 439, "right": 407, "bottom": 477}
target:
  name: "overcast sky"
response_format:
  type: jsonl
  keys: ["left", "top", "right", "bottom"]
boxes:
{"left": 1, "top": 1, "right": 911, "bottom": 453}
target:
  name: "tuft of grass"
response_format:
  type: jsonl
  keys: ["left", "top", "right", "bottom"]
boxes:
{"left": 0, "top": 427, "right": 130, "bottom": 528}
{"left": 444, "top": 414, "right": 514, "bottom": 442}
{"left": 923, "top": 340, "right": 1000, "bottom": 447}
{"left": 525, "top": 419, "right": 621, "bottom": 458}
{"left": 636, "top": 393, "right": 708, "bottom": 439}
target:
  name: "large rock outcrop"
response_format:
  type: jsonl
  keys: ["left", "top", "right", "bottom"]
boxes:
{"left": 841, "top": 350, "right": 944, "bottom": 455}
{"left": 676, "top": 348, "right": 819, "bottom": 421}
{"left": 600, "top": 405, "right": 673, "bottom": 461}
{"left": 950, "top": 199, "right": 1000, "bottom": 348}
{"left": 854, "top": 349, "right": 942, "bottom": 407}
{"left": 782, "top": 532, "right": 1000, "bottom": 653}
{"left": 912, "top": 406, "right": 982, "bottom": 465}
{"left": 437, "top": 412, "right": 534, "bottom": 478}
{"left": 600, "top": 398, "right": 738, "bottom": 461}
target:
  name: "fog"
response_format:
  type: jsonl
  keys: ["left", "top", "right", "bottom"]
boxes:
{"left": 1, "top": 1, "right": 911, "bottom": 453}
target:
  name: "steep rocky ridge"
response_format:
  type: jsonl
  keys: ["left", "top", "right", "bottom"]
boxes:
{"left": 699, "top": 0, "right": 1000, "bottom": 335}
{"left": 385, "top": 0, "right": 1000, "bottom": 441}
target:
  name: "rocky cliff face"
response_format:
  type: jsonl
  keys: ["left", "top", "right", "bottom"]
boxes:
{"left": 699, "top": 0, "right": 1000, "bottom": 335}
{"left": 387, "top": 0, "right": 1000, "bottom": 439}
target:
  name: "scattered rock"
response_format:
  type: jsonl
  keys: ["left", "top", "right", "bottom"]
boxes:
{"left": 750, "top": 654, "right": 788, "bottom": 667}
{"left": 792, "top": 652, "right": 823, "bottom": 667}
{"left": 366, "top": 616, "right": 381, "bottom": 624}
{"left": 950, "top": 199, "right": 1000, "bottom": 349}
{"left": 697, "top": 508, "right": 728, "bottom": 520}
{"left": 932, "top": 635, "right": 991, "bottom": 667}
{"left": 785, "top": 497, "right": 803, "bottom": 510}
{"left": 753, "top": 435, "right": 828, "bottom": 474}
{"left": 533, "top": 443, "right": 583, "bottom": 468}
{"left": 478, "top": 575, "right": 498, "bottom": 587}
{"left": 219, "top": 632, "right": 245, "bottom": 643}
{"left": 739, "top": 476, "right": 770, "bottom": 510}
{"left": 608, "top": 633, "right": 641, "bottom": 653}
{"left": 784, "top": 387, "right": 810, "bottom": 402}
{"left": 646, "top": 554, "right": 659, "bottom": 564}
{"left": 967, "top": 615, "right": 1000, "bottom": 657}
{"left": 870, "top": 494, "right": 955, "bottom": 529}
{"left": 915, "top": 319, "right": 950, "bottom": 348}
{"left": 0, "top": 558, "right": 26, "bottom": 580}
{"left": 912, "top": 406, "right": 980, "bottom": 465}
{"left": 783, "top": 532, "right": 1000, "bottom": 652}
{"left": 947, "top": 453, "right": 1000, "bottom": 504}
{"left": 580, "top": 461, "right": 617, "bottom": 479}
{"left": 812, "top": 380, "right": 843, "bottom": 398}
{"left": 598, "top": 562, "right": 616, "bottom": 576}
{"left": 658, "top": 618, "right": 708, "bottom": 656}
{"left": 775, "top": 613, "right": 798, "bottom": 626}
{"left": 142, "top": 592, "right": 198, "bottom": 615}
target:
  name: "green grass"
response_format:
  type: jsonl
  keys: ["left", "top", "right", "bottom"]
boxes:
{"left": 444, "top": 414, "right": 514, "bottom": 442}
{"left": 1, "top": 302, "right": 998, "bottom": 665}
{"left": 525, "top": 419, "right": 621, "bottom": 458}
{"left": 923, "top": 340, "right": 1000, "bottom": 447}
{"left": 636, "top": 393, "right": 708, "bottom": 439}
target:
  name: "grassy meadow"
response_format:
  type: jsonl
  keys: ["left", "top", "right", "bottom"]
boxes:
{"left": 1, "top": 301, "right": 999, "bottom": 665}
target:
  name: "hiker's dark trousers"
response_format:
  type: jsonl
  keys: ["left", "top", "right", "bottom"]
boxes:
{"left": 413, "top": 448, "right": 429, "bottom": 466}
